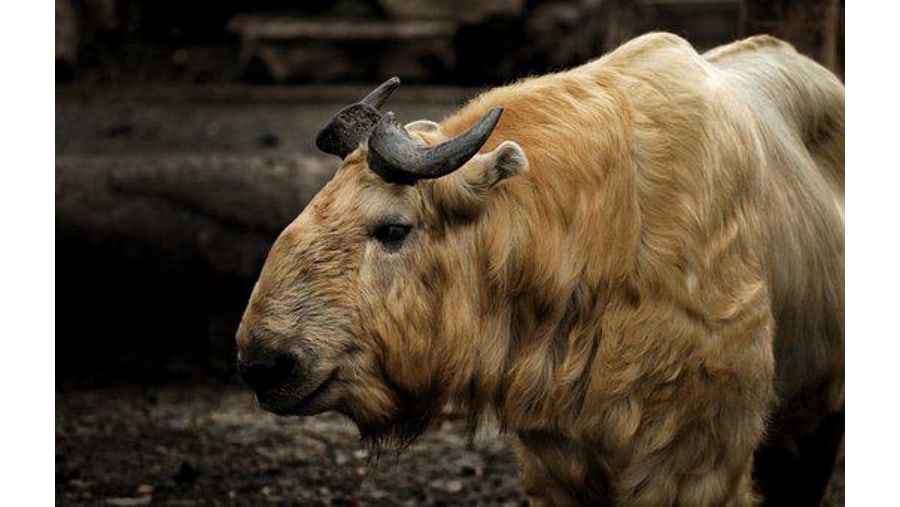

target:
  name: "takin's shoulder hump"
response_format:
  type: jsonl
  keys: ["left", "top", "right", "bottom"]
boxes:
{"left": 606, "top": 32, "right": 698, "bottom": 61}
{"left": 703, "top": 34, "right": 798, "bottom": 62}
{"left": 702, "top": 34, "right": 844, "bottom": 188}
{"left": 587, "top": 32, "right": 704, "bottom": 71}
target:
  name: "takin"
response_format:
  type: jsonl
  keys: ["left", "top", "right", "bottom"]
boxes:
{"left": 236, "top": 32, "right": 844, "bottom": 506}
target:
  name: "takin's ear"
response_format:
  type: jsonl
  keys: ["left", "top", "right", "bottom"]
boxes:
{"left": 404, "top": 119, "right": 445, "bottom": 145}
{"left": 468, "top": 140, "right": 529, "bottom": 188}
{"left": 432, "top": 140, "right": 528, "bottom": 219}
{"left": 404, "top": 119, "right": 442, "bottom": 133}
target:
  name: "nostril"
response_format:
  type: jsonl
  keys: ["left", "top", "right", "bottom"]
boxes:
{"left": 239, "top": 353, "right": 298, "bottom": 393}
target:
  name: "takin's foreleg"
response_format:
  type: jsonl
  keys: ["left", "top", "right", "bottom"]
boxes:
{"left": 513, "top": 317, "right": 775, "bottom": 505}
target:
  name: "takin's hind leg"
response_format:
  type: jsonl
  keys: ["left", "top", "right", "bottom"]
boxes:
{"left": 753, "top": 406, "right": 844, "bottom": 507}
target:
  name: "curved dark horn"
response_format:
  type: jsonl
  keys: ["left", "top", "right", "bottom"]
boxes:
{"left": 360, "top": 77, "right": 401, "bottom": 109}
{"left": 367, "top": 107, "right": 503, "bottom": 184}
{"left": 315, "top": 77, "right": 400, "bottom": 158}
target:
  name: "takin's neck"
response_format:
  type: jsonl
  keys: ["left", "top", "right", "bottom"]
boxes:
{"left": 435, "top": 175, "right": 644, "bottom": 437}
{"left": 425, "top": 50, "right": 720, "bottom": 436}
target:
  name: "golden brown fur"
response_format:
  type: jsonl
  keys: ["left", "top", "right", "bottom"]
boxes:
{"left": 237, "top": 33, "right": 844, "bottom": 506}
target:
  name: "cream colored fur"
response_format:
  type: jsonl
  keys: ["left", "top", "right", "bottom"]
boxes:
{"left": 238, "top": 33, "right": 844, "bottom": 506}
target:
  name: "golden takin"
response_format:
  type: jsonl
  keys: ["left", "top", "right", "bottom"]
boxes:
{"left": 237, "top": 32, "right": 844, "bottom": 506}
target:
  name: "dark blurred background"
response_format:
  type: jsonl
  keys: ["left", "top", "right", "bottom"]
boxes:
{"left": 56, "top": 0, "right": 843, "bottom": 87}
{"left": 56, "top": 0, "right": 844, "bottom": 385}
{"left": 55, "top": 2, "right": 844, "bottom": 504}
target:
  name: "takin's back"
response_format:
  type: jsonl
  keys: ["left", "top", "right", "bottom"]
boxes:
{"left": 704, "top": 35, "right": 845, "bottom": 415}
{"left": 445, "top": 32, "right": 844, "bottom": 413}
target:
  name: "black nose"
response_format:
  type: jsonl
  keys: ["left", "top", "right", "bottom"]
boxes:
{"left": 239, "top": 353, "right": 298, "bottom": 393}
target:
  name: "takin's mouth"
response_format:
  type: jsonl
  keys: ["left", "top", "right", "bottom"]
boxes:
{"left": 263, "top": 370, "right": 340, "bottom": 416}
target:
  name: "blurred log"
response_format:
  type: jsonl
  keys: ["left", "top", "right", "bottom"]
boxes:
{"left": 55, "top": 154, "right": 334, "bottom": 381}
{"left": 56, "top": 153, "right": 333, "bottom": 278}
{"left": 378, "top": 0, "right": 524, "bottom": 21}
{"left": 228, "top": 16, "right": 456, "bottom": 83}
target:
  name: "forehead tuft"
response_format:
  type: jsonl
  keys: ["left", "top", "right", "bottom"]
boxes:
{"left": 304, "top": 151, "right": 426, "bottom": 231}
{"left": 342, "top": 148, "right": 367, "bottom": 166}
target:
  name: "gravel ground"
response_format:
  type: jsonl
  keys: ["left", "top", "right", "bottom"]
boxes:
{"left": 55, "top": 383, "right": 843, "bottom": 506}
{"left": 55, "top": 384, "right": 528, "bottom": 506}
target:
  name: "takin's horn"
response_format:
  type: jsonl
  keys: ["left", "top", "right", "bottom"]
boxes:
{"left": 315, "top": 77, "right": 401, "bottom": 158}
{"left": 367, "top": 107, "right": 503, "bottom": 185}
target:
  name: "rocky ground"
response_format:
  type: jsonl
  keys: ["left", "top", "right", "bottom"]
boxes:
{"left": 55, "top": 383, "right": 843, "bottom": 506}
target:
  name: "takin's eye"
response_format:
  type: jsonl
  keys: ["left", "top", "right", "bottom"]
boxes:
{"left": 371, "top": 223, "right": 413, "bottom": 250}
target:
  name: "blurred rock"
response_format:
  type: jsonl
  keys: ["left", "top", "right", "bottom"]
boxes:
{"left": 68, "top": 479, "right": 89, "bottom": 490}
{"left": 106, "top": 497, "right": 151, "bottom": 506}
{"left": 135, "top": 484, "right": 155, "bottom": 496}
{"left": 174, "top": 461, "right": 201, "bottom": 484}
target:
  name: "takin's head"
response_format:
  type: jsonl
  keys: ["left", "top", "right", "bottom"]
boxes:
{"left": 236, "top": 78, "right": 528, "bottom": 441}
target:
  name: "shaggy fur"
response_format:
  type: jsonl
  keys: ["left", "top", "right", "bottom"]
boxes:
{"left": 237, "top": 33, "right": 844, "bottom": 506}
